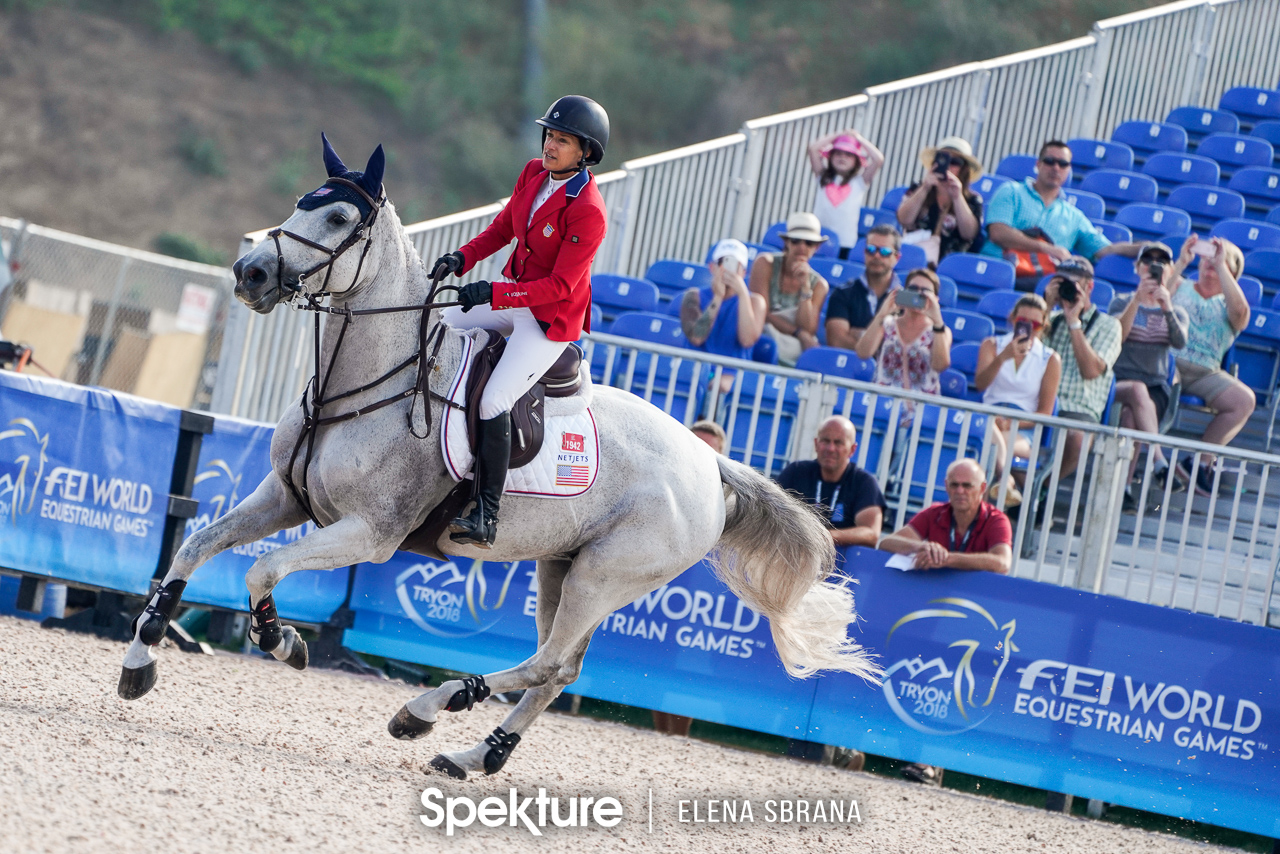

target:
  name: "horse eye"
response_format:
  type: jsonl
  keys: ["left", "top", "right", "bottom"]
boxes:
{"left": 328, "top": 212, "right": 348, "bottom": 226}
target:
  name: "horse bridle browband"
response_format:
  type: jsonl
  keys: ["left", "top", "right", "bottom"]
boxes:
{"left": 267, "top": 186, "right": 467, "bottom": 527}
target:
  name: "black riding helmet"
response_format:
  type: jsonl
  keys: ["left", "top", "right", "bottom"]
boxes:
{"left": 536, "top": 95, "right": 609, "bottom": 170}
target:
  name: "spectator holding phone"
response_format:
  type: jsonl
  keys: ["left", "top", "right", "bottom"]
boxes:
{"left": 825, "top": 224, "right": 903, "bottom": 350}
{"left": 974, "top": 294, "right": 1062, "bottom": 506}
{"left": 897, "top": 136, "right": 985, "bottom": 264}
{"left": 750, "top": 212, "right": 830, "bottom": 366}
{"left": 1168, "top": 234, "right": 1252, "bottom": 496}
{"left": 1108, "top": 242, "right": 1189, "bottom": 507}
{"left": 855, "top": 267, "right": 952, "bottom": 427}
{"left": 808, "top": 130, "right": 885, "bottom": 257}
{"left": 681, "top": 238, "right": 768, "bottom": 362}
{"left": 1042, "top": 256, "right": 1123, "bottom": 480}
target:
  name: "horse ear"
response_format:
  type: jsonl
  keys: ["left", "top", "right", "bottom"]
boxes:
{"left": 359, "top": 145, "right": 385, "bottom": 198}
{"left": 321, "top": 132, "right": 347, "bottom": 178}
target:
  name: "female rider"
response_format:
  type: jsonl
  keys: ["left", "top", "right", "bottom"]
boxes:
{"left": 431, "top": 95, "right": 609, "bottom": 548}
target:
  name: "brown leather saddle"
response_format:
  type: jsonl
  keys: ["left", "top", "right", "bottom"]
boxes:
{"left": 399, "top": 331, "right": 583, "bottom": 558}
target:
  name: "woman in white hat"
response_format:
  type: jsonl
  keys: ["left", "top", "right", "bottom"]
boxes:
{"left": 749, "top": 212, "right": 830, "bottom": 366}
{"left": 808, "top": 129, "right": 884, "bottom": 257}
{"left": 897, "top": 136, "right": 984, "bottom": 265}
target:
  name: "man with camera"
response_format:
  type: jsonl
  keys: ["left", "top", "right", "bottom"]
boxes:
{"left": 1042, "top": 256, "right": 1123, "bottom": 479}
{"left": 825, "top": 224, "right": 902, "bottom": 350}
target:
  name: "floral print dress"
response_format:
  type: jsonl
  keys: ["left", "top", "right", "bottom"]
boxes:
{"left": 874, "top": 315, "right": 940, "bottom": 427}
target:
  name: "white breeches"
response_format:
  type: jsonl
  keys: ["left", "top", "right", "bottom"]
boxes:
{"left": 442, "top": 303, "right": 569, "bottom": 420}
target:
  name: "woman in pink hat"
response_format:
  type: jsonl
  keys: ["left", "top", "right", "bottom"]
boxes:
{"left": 808, "top": 129, "right": 884, "bottom": 258}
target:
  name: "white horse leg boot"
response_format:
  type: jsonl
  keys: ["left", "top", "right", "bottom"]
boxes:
{"left": 449, "top": 411, "right": 511, "bottom": 548}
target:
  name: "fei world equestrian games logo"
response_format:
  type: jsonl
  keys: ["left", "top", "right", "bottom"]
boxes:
{"left": 881, "top": 597, "right": 1018, "bottom": 735}
{"left": 0, "top": 418, "right": 48, "bottom": 522}
{"left": 395, "top": 559, "right": 528, "bottom": 638}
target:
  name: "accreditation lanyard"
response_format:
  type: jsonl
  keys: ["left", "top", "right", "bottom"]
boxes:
{"left": 815, "top": 481, "right": 842, "bottom": 517}
{"left": 949, "top": 508, "right": 980, "bottom": 553}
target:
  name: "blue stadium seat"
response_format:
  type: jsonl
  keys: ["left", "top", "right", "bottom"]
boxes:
{"left": 609, "top": 311, "right": 687, "bottom": 345}
{"left": 937, "top": 275, "right": 958, "bottom": 309}
{"left": 760, "top": 221, "right": 787, "bottom": 249}
{"left": 1165, "top": 106, "right": 1241, "bottom": 147}
{"left": 975, "top": 289, "right": 1021, "bottom": 333}
{"left": 604, "top": 312, "right": 703, "bottom": 422}
{"left": 899, "top": 403, "right": 989, "bottom": 505}
{"left": 972, "top": 174, "right": 1012, "bottom": 204}
{"left": 814, "top": 227, "right": 841, "bottom": 257}
{"left": 722, "top": 371, "right": 805, "bottom": 475}
{"left": 1079, "top": 169, "right": 1160, "bottom": 216}
{"left": 808, "top": 257, "right": 864, "bottom": 286}
{"left": 1111, "top": 120, "right": 1188, "bottom": 164}
{"left": 1061, "top": 188, "right": 1107, "bottom": 221}
{"left": 948, "top": 341, "right": 984, "bottom": 402}
{"left": 1227, "top": 167, "right": 1280, "bottom": 218}
{"left": 1068, "top": 138, "right": 1135, "bottom": 185}
{"left": 850, "top": 238, "right": 927, "bottom": 273}
{"left": 1114, "top": 203, "right": 1193, "bottom": 243}
{"left": 1195, "top": 134, "right": 1275, "bottom": 184}
{"left": 752, "top": 335, "right": 779, "bottom": 365}
{"left": 1165, "top": 183, "right": 1246, "bottom": 232}
{"left": 936, "top": 254, "right": 1016, "bottom": 309}
{"left": 939, "top": 368, "right": 968, "bottom": 400}
{"left": 1091, "top": 218, "right": 1134, "bottom": 243}
{"left": 1232, "top": 307, "right": 1280, "bottom": 408}
{"left": 1219, "top": 87, "right": 1280, "bottom": 132}
{"left": 1237, "top": 275, "right": 1264, "bottom": 307}
{"left": 592, "top": 274, "right": 660, "bottom": 321}
{"left": 1247, "top": 249, "right": 1280, "bottom": 295}
{"left": 858, "top": 207, "right": 901, "bottom": 236}
{"left": 795, "top": 346, "right": 875, "bottom": 381}
{"left": 1091, "top": 280, "right": 1116, "bottom": 311}
{"left": 590, "top": 303, "right": 603, "bottom": 331}
{"left": 878, "top": 185, "right": 911, "bottom": 213}
{"left": 1210, "top": 218, "right": 1280, "bottom": 253}
{"left": 1140, "top": 152, "right": 1220, "bottom": 197}
{"left": 1094, "top": 254, "right": 1141, "bottom": 288}
{"left": 644, "top": 259, "right": 711, "bottom": 302}
{"left": 1269, "top": 205, "right": 1280, "bottom": 227}
{"left": 942, "top": 308, "right": 995, "bottom": 343}
{"left": 1252, "top": 121, "right": 1280, "bottom": 167}
{"left": 996, "top": 154, "right": 1038, "bottom": 181}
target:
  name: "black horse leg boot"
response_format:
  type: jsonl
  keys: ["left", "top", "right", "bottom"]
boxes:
{"left": 450, "top": 411, "right": 511, "bottom": 548}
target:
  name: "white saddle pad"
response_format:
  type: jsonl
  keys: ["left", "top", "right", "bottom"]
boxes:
{"left": 441, "top": 332, "right": 599, "bottom": 498}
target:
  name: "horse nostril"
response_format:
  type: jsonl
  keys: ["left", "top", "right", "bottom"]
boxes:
{"left": 245, "top": 265, "right": 268, "bottom": 288}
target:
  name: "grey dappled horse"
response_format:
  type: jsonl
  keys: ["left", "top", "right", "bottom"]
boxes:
{"left": 118, "top": 137, "right": 878, "bottom": 780}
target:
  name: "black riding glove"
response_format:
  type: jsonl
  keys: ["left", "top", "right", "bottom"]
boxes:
{"left": 430, "top": 250, "right": 465, "bottom": 280}
{"left": 458, "top": 281, "right": 494, "bottom": 313}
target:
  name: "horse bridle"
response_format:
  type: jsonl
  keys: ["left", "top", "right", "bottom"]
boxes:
{"left": 267, "top": 176, "right": 385, "bottom": 301}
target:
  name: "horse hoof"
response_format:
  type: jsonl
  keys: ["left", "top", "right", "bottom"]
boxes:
{"left": 284, "top": 638, "right": 309, "bottom": 671}
{"left": 117, "top": 661, "right": 157, "bottom": 701}
{"left": 388, "top": 706, "right": 434, "bottom": 740}
{"left": 428, "top": 754, "right": 468, "bottom": 780}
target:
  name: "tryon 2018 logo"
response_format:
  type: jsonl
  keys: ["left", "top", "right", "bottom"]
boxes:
{"left": 0, "top": 418, "right": 48, "bottom": 522}
{"left": 395, "top": 559, "right": 525, "bottom": 639}
{"left": 880, "top": 597, "right": 1018, "bottom": 735}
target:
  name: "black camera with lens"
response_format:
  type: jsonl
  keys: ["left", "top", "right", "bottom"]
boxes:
{"left": 1056, "top": 277, "right": 1079, "bottom": 305}
{"left": 932, "top": 150, "right": 952, "bottom": 175}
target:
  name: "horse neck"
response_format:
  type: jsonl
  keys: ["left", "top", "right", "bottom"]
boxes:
{"left": 310, "top": 213, "right": 459, "bottom": 407}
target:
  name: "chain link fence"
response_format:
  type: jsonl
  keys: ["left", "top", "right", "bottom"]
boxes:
{"left": 0, "top": 217, "right": 235, "bottom": 410}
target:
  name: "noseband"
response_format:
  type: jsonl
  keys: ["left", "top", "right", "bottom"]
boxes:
{"left": 268, "top": 177, "right": 385, "bottom": 300}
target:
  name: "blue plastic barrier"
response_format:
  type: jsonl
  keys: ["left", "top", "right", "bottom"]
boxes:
{"left": 0, "top": 372, "right": 179, "bottom": 595}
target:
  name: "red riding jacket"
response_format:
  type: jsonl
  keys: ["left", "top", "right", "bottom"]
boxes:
{"left": 456, "top": 159, "right": 607, "bottom": 342}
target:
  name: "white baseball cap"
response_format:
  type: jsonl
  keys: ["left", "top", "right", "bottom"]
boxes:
{"left": 711, "top": 238, "right": 750, "bottom": 270}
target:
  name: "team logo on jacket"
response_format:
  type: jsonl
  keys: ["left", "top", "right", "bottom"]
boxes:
{"left": 543, "top": 223, "right": 554, "bottom": 238}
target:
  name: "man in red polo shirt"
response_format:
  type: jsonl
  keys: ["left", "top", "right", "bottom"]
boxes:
{"left": 879, "top": 457, "right": 1012, "bottom": 573}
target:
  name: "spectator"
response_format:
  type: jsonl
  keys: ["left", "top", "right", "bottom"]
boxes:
{"left": 876, "top": 456, "right": 1013, "bottom": 788}
{"left": 974, "top": 294, "right": 1062, "bottom": 506}
{"left": 1108, "top": 242, "right": 1189, "bottom": 507}
{"left": 681, "top": 238, "right": 768, "bottom": 362}
{"left": 690, "top": 419, "right": 727, "bottom": 454}
{"left": 982, "top": 140, "right": 1142, "bottom": 290}
{"left": 897, "top": 136, "right": 985, "bottom": 263}
{"left": 749, "top": 212, "right": 830, "bottom": 367}
{"left": 854, "top": 267, "right": 952, "bottom": 428}
{"left": 1041, "top": 256, "right": 1123, "bottom": 480}
{"left": 776, "top": 416, "right": 886, "bottom": 548}
{"left": 808, "top": 130, "right": 885, "bottom": 257}
{"left": 1169, "top": 235, "right": 1252, "bottom": 496}
{"left": 825, "top": 225, "right": 903, "bottom": 350}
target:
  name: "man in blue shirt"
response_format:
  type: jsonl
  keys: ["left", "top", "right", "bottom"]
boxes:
{"left": 983, "top": 140, "right": 1141, "bottom": 272}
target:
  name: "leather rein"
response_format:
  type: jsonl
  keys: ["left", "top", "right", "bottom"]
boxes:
{"left": 267, "top": 179, "right": 464, "bottom": 527}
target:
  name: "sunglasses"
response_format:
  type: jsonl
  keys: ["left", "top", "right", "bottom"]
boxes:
{"left": 1016, "top": 319, "right": 1045, "bottom": 331}
{"left": 787, "top": 238, "right": 822, "bottom": 248}
{"left": 1040, "top": 157, "right": 1071, "bottom": 169}
{"left": 1140, "top": 254, "right": 1171, "bottom": 265}
{"left": 864, "top": 245, "right": 897, "bottom": 257}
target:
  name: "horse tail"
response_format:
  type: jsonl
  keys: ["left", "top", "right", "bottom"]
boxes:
{"left": 710, "top": 454, "right": 881, "bottom": 682}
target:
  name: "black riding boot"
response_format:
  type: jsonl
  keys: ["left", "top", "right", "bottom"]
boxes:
{"left": 449, "top": 412, "right": 511, "bottom": 548}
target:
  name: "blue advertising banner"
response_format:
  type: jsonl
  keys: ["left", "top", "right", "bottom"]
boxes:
{"left": 816, "top": 546, "right": 1280, "bottom": 838}
{"left": 0, "top": 372, "right": 179, "bottom": 595}
{"left": 344, "top": 557, "right": 815, "bottom": 739}
{"left": 180, "top": 415, "right": 348, "bottom": 624}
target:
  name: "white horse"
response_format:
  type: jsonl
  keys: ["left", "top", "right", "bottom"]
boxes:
{"left": 119, "top": 137, "right": 879, "bottom": 780}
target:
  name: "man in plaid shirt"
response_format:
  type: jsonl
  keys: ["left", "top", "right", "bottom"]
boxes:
{"left": 1042, "top": 256, "right": 1122, "bottom": 478}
